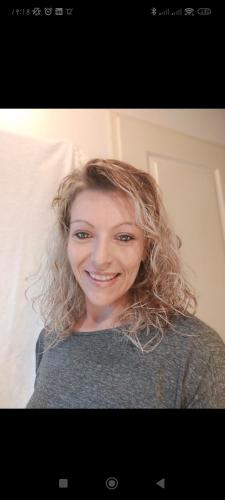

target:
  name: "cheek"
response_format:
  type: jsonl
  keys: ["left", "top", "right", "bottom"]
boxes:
{"left": 67, "top": 244, "right": 86, "bottom": 277}
{"left": 67, "top": 244, "right": 78, "bottom": 269}
{"left": 123, "top": 249, "right": 143, "bottom": 267}
{"left": 67, "top": 244, "right": 73, "bottom": 264}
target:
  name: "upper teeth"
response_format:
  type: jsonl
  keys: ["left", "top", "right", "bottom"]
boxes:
{"left": 89, "top": 272, "right": 118, "bottom": 281}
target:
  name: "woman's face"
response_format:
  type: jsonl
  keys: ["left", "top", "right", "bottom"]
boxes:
{"left": 67, "top": 189, "right": 145, "bottom": 320}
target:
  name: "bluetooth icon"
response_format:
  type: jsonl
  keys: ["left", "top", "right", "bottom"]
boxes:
{"left": 151, "top": 7, "right": 157, "bottom": 15}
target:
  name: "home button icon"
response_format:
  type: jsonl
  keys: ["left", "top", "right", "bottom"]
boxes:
{"left": 105, "top": 477, "right": 119, "bottom": 490}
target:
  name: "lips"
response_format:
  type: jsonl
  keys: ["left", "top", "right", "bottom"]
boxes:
{"left": 85, "top": 270, "right": 121, "bottom": 286}
{"left": 86, "top": 271, "right": 120, "bottom": 276}
{"left": 86, "top": 271, "right": 120, "bottom": 279}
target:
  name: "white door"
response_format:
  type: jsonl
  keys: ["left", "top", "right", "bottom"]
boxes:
{"left": 110, "top": 111, "right": 225, "bottom": 341}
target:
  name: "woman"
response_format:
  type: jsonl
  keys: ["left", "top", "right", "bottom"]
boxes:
{"left": 26, "top": 158, "right": 225, "bottom": 408}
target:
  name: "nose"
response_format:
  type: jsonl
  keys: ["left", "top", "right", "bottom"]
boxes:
{"left": 90, "top": 237, "right": 112, "bottom": 269}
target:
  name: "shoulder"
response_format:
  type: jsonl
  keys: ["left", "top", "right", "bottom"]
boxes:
{"left": 165, "top": 314, "right": 225, "bottom": 408}
{"left": 168, "top": 314, "right": 224, "bottom": 347}
{"left": 36, "top": 328, "right": 59, "bottom": 352}
{"left": 162, "top": 313, "right": 225, "bottom": 367}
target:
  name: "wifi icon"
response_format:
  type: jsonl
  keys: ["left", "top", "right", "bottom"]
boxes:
{"left": 184, "top": 8, "right": 195, "bottom": 15}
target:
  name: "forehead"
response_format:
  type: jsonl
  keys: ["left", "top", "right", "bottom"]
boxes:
{"left": 70, "top": 190, "right": 135, "bottom": 218}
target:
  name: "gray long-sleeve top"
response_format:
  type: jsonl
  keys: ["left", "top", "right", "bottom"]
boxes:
{"left": 26, "top": 314, "right": 225, "bottom": 409}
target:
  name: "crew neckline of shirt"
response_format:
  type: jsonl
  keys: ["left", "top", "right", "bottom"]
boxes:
{"left": 72, "top": 325, "right": 127, "bottom": 336}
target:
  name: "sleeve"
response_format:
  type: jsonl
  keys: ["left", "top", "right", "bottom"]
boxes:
{"left": 185, "top": 340, "right": 225, "bottom": 408}
{"left": 34, "top": 329, "right": 46, "bottom": 387}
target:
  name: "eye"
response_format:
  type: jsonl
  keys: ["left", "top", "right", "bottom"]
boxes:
{"left": 72, "top": 232, "right": 134, "bottom": 242}
{"left": 118, "top": 234, "right": 134, "bottom": 242}
{"left": 73, "top": 231, "right": 90, "bottom": 239}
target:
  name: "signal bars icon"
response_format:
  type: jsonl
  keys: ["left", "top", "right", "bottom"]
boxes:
{"left": 158, "top": 8, "right": 182, "bottom": 15}
{"left": 159, "top": 8, "right": 170, "bottom": 15}
{"left": 171, "top": 9, "right": 182, "bottom": 15}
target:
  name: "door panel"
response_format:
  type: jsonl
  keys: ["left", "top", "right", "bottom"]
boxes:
{"left": 111, "top": 112, "right": 225, "bottom": 340}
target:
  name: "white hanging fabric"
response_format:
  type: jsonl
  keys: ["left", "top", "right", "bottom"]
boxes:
{"left": 0, "top": 130, "right": 88, "bottom": 407}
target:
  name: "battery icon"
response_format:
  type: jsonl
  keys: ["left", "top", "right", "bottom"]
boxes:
{"left": 197, "top": 8, "right": 211, "bottom": 15}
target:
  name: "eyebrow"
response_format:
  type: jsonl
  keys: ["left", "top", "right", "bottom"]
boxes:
{"left": 70, "top": 219, "right": 138, "bottom": 228}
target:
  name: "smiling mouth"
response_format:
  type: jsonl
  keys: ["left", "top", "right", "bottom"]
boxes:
{"left": 85, "top": 271, "right": 121, "bottom": 283}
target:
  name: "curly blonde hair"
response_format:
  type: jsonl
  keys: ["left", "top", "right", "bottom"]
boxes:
{"left": 25, "top": 158, "right": 198, "bottom": 353}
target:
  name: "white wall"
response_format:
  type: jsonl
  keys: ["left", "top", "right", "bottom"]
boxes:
{"left": 113, "top": 109, "right": 225, "bottom": 147}
{"left": 0, "top": 109, "right": 112, "bottom": 158}
{"left": 0, "top": 109, "right": 225, "bottom": 159}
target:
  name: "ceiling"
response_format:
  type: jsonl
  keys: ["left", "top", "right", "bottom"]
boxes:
{"left": 113, "top": 109, "right": 225, "bottom": 147}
